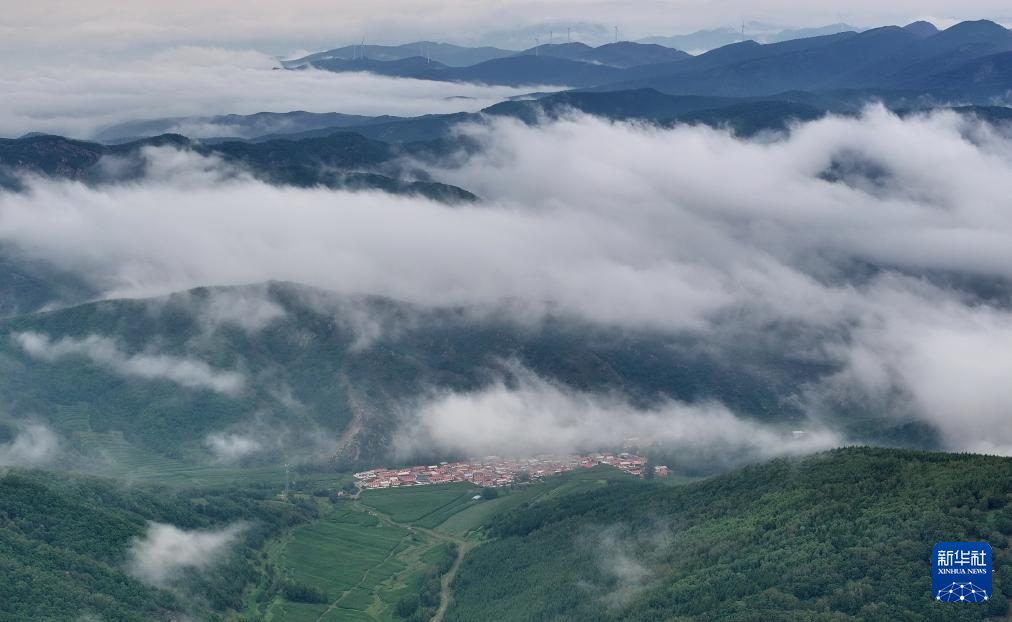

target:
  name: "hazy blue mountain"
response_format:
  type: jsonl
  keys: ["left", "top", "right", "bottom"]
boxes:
{"left": 307, "top": 53, "right": 628, "bottom": 87}
{"left": 289, "top": 21, "right": 1012, "bottom": 99}
{"left": 765, "top": 22, "right": 863, "bottom": 42}
{"left": 94, "top": 110, "right": 407, "bottom": 144}
{"left": 664, "top": 100, "right": 829, "bottom": 135}
{"left": 596, "top": 20, "right": 1012, "bottom": 100}
{"left": 248, "top": 112, "right": 477, "bottom": 144}
{"left": 904, "top": 51, "right": 1012, "bottom": 97}
{"left": 178, "top": 91, "right": 1010, "bottom": 148}
{"left": 638, "top": 23, "right": 861, "bottom": 52}
{"left": 600, "top": 28, "right": 914, "bottom": 96}
{"left": 283, "top": 41, "right": 515, "bottom": 68}
{"left": 903, "top": 20, "right": 941, "bottom": 38}
{"left": 851, "top": 19, "right": 1012, "bottom": 88}
{"left": 516, "top": 41, "right": 691, "bottom": 68}
{"left": 481, "top": 89, "right": 741, "bottom": 122}
{"left": 300, "top": 55, "right": 449, "bottom": 78}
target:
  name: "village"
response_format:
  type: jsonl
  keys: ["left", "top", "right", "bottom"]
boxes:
{"left": 353, "top": 452, "right": 671, "bottom": 489}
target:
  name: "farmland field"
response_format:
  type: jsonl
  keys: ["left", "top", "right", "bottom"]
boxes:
{"left": 254, "top": 466, "right": 660, "bottom": 621}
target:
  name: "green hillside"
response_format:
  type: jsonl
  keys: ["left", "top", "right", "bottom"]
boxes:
{"left": 445, "top": 448, "right": 1012, "bottom": 621}
{"left": 0, "top": 468, "right": 316, "bottom": 621}
{"left": 0, "top": 282, "right": 872, "bottom": 473}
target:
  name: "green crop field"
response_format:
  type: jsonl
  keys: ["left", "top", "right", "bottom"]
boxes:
{"left": 282, "top": 509, "right": 409, "bottom": 597}
{"left": 266, "top": 503, "right": 448, "bottom": 622}
{"left": 358, "top": 482, "right": 481, "bottom": 523}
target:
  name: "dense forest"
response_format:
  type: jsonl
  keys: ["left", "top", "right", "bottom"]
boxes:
{"left": 445, "top": 447, "right": 1012, "bottom": 621}
{"left": 0, "top": 468, "right": 316, "bottom": 621}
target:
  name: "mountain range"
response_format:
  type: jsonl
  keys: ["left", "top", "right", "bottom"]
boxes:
{"left": 285, "top": 20, "right": 1012, "bottom": 104}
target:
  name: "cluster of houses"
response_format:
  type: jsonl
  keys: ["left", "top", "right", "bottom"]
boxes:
{"left": 353, "top": 452, "right": 671, "bottom": 489}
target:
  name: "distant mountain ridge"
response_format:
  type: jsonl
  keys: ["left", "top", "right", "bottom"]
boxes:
{"left": 289, "top": 20, "right": 1012, "bottom": 102}
{"left": 283, "top": 41, "right": 515, "bottom": 68}
{"left": 638, "top": 22, "right": 868, "bottom": 52}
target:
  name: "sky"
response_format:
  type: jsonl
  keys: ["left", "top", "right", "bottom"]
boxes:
{"left": 2, "top": 0, "right": 1010, "bottom": 60}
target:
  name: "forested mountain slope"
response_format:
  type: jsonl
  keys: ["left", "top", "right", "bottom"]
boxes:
{"left": 446, "top": 447, "right": 1012, "bottom": 621}
{"left": 0, "top": 468, "right": 314, "bottom": 621}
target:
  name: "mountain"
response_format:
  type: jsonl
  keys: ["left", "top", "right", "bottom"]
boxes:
{"left": 0, "top": 133, "right": 476, "bottom": 203}
{"left": 595, "top": 20, "right": 1012, "bottom": 100}
{"left": 287, "top": 21, "right": 1011, "bottom": 99}
{"left": 446, "top": 447, "right": 1012, "bottom": 621}
{"left": 0, "top": 282, "right": 941, "bottom": 475}
{"left": 638, "top": 23, "right": 862, "bottom": 52}
{"left": 665, "top": 99, "right": 829, "bottom": 135}
{"left": 517, "top": 41, "right": 691, "bottom": 68}
{"left": 905, "top": 51, "right": 1012, "bottom": 97}
{"left": 854, "top": 19, "right": 1012, "bottom": 88}
{"left": 306, "top": 53, "right": 629, "bottom": 87}
{"left": 0, "top": 249, "right": 95, "bottom": 318}
{"left": 94, "top": 110, "right": 408, "bottom": 144}
{"left": 481, "top": 89, "right": 742, "bottom": 122}
{"left": 598, "top": 27, "right": 915, "bottom": 96}
{"left": 300, "top": 55, "right": 450, "bottom": 78}
{"left": 903, "top": 20, "right": 941, "bottom": 38}
{"left": 283, "top": 41, "right": 516, "bottom": 68}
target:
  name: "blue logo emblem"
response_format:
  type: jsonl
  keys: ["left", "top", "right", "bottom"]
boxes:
{"left": 932, "top": 542, "right": 992, "bottom": 602}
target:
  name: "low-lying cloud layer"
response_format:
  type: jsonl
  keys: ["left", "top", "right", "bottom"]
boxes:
{"left": 395, "top": 368, "right": 840, "bottom": 459}
{"left": 15, "top": 332, "right": 246, "bottom": 395}
{"left": 126, "top": 522, "right": 244, "bottom": 587}
{"left": 0, "top": 47, "right": 557, "bottom": 139}
{"left": 3, "top": 109, "right": 1012, "bottom": 453}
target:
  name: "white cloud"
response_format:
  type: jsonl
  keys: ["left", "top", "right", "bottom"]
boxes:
{"left": 579, "top": 523, "right": 670, "bottom": 608}
{"left": 4, "top": 109, "right": 1012, "bottom": 453}
{"left": 126, "top": 522, "right": 244, "bottom": 587}
{"left": 166, "top": 286, "right": 287, "bottom": 334}
{"left": 0, "top": 47, "right": 559, "bottom": 139}
{"left": 204, "top": 432, "right": 264, "bottom": 463}
{"left": 394, "top": 366, "right": 840, "bottom": 459}
{"left": 812, "top": 280, "right": 1012, "bottom": 454}
{"left": 0, "top": 421, "right": 60, "bottom": 467}
{"left": 14, "top": 332, "right": 246, "bottom": 395}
